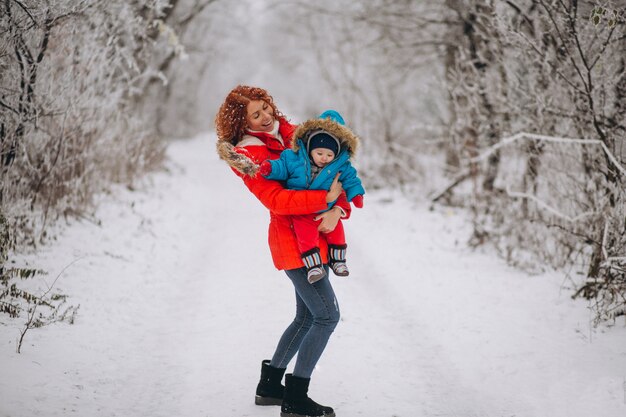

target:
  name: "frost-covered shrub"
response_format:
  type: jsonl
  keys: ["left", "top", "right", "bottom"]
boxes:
{"left": 445, "top": 1, "right": 626, "bottom": 324}
{"left": 0, "top": 1, "right": 173, "bottom": 254}
{"left": 0, "top": 266, "right": 79, "bottom": 353}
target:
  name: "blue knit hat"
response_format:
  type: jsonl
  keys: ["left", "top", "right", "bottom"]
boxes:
{"left": 318, "top": 110, "right": 345, "bottom": 126}
{"left": 308, "top": 131, "right": 340, "bottom": 155}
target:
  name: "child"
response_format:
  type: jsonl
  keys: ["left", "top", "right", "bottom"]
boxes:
{"left": 259, "top": 110, "right": 365, "bottom": 284}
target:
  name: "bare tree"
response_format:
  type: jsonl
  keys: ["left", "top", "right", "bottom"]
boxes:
{"left": 458, "top": 0, "right": 626, "bottom": 322}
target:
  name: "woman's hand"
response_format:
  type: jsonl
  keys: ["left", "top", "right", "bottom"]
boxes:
{"left": 325, "top": 173, "right": 343, "bottom": 203}
{"left": 314, "top": 206, "right": 343, "bottom": 233}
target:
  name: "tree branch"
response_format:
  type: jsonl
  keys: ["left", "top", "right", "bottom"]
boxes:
{"left": 0, "top": 98, "right": 19, "bottom": 114}
{"left": 8, "top": 0, "right": 37, "bottom": 27}
{"left": 468, "top": 131, "right": 626, "bottom": 178}
{"left": 538, "top": 0, "right": 589, "bottom": 93}
{"left": 589, "top": 24, "right": 617, "bottom": 70}
{"left": 178, "top": 0, "right": 217, "bottom": 27}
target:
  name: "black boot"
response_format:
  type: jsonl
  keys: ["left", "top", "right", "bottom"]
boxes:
{"left": 281, "top": 374, "right": 335, "bottom": 417}
{"left": 255, "top": 360, "right": 286, "bottom": 406}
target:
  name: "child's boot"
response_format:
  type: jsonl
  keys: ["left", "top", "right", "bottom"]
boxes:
{"left": 328, "top": 244, "right": 349, "bottom": 276}
{"left": 301, "top": 247, "right": 326, "bottom": 283}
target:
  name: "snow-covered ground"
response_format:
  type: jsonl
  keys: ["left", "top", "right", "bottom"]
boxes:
{"left": 2, "top": 133, "right": 625, "bottom": 417}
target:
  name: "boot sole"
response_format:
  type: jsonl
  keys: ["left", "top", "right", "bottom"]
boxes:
{"left": 255, "top": 395, "right": 282, "bottom": 406}
{"left": 280, "top": 413, "right": 336, "bottom": 417}
{"left": 307, "top": 273, "right": 326, "bottom": 284}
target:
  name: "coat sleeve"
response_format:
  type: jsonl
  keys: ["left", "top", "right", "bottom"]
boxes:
{"left": 263, "top": 151, "right": 291, "bottom": 181}
{"left": 333, "top": 191, "right": 352, "bottom": 219}
{"left": 241, "top": 174, "right": 329, "bottom": 215}
{"left": 339, "top": 162, "right": 366, "bottom": 202}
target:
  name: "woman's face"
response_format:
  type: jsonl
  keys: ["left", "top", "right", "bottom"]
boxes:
{"left": 246, "top": 100, "right": 275, "bottom": 132}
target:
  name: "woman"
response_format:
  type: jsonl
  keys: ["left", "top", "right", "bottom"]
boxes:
{"left": 215, "top": 85, "right": 349, "bottom": 417}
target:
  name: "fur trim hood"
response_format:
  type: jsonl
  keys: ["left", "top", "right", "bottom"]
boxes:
{"left": 292, "top": 118, "right": 360, "bottom": 156}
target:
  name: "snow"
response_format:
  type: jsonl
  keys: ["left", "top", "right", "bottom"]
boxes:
{"left": 2, "top": 133, "right": 625, "bottom": 417}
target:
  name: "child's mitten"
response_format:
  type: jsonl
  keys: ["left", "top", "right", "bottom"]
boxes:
{"left": 259, "top": 160, "right": 272, "bottom": 177}
{"left": 352, "top": 194, "right": 364, "bottom": 208}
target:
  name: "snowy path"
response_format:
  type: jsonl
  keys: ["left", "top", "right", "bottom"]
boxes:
{"left": 2, "top": 133, "right": 625, "bottom": 417}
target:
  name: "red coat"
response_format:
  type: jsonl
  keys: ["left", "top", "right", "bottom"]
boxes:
{"left": 223, "top": 118, "right": 351, "bottom": 270}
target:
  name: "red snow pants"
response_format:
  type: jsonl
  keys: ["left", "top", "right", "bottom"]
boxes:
{"left": 291, "top": 213, "right": 346, "bottom": 254}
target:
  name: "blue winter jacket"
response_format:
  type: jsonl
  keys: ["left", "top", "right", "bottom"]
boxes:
{"left": 263, "top": 117, "right": 365, "bottom": 210}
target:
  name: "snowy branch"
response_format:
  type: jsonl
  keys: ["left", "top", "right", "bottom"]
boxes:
{"left": 468, "top": 132, "right": 626, "bottom": 178}
{"left": 505, "top": 185, "right": 596, "bottom": 223}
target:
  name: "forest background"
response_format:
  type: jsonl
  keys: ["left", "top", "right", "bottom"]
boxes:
{"left": 1, "top": 0, "right": 625, "bottom": 332}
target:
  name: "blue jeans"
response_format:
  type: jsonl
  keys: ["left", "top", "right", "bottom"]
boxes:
{"left": 269, "top": 266, "right": 340, "bottom": 378}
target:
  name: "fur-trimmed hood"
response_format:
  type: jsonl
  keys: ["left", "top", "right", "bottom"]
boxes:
{"left": 292, "top": 118, "right": 360, "bottom": 156}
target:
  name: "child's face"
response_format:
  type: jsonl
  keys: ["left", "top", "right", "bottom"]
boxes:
{"left": 310, "top": 148, "right": 336, "bottom": 167}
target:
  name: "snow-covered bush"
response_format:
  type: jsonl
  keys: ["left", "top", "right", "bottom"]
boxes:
{"left": 442, "top": 1, "right": 626, "bottom": 324}
{"left": 0, "top": 0, "right": 226, "bottom": 336}
{"left": 0, "top": 1, "right": 177, "bottom": 254}
{"left": 0, "top": 266, "right": 79, "bottom": 353}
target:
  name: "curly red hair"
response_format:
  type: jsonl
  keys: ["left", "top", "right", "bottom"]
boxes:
{"left": 215, "top": 85, "right": 284, "bottom": 145}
